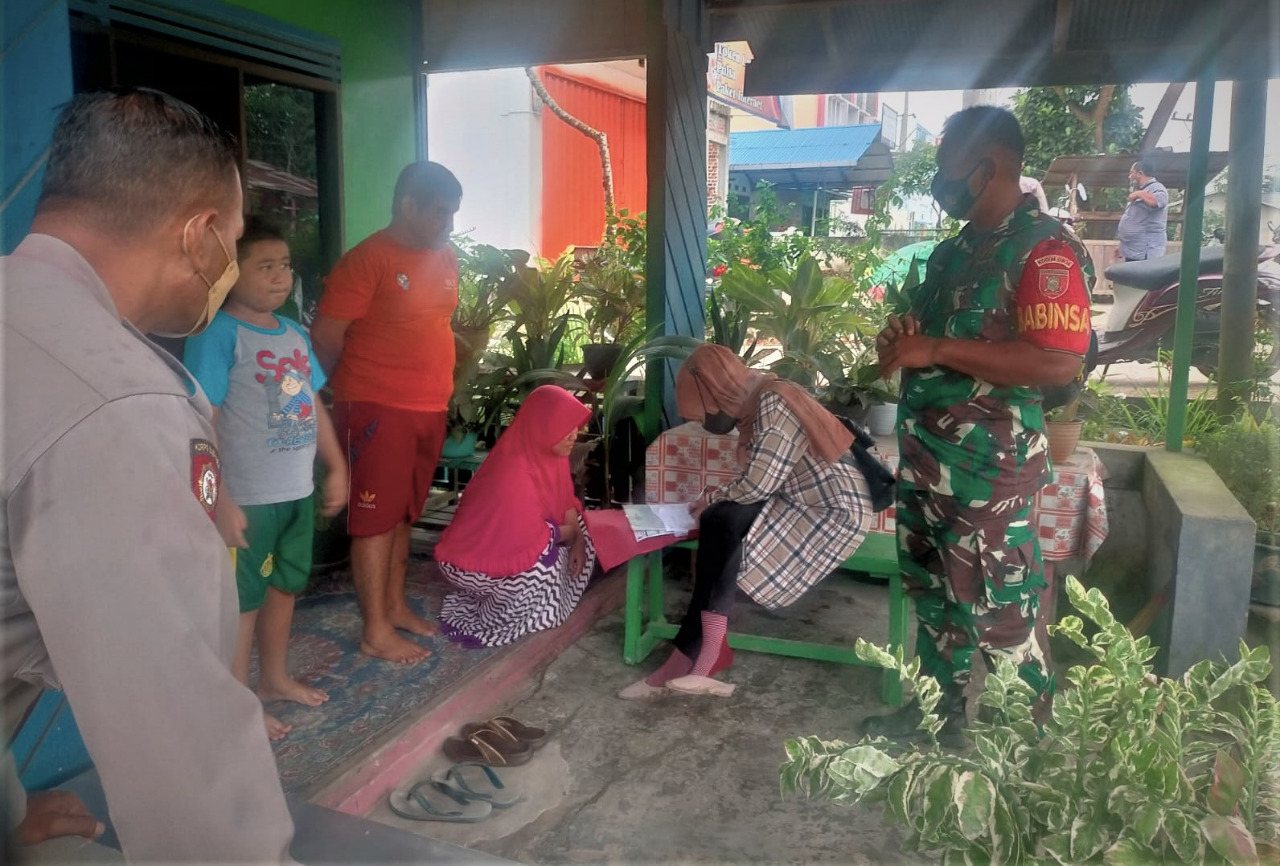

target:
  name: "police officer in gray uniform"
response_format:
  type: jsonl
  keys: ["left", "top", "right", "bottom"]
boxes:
{"left": 1, "top": 90, "right": 294, "bottom": 860}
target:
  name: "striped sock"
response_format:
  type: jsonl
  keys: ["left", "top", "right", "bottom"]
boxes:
{"left": 690, "top": 611, "right": 729, "bottom": 677}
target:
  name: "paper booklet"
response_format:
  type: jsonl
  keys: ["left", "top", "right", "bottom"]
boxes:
{"left": 622, "top": 503, "right": 697, "bottom": 542}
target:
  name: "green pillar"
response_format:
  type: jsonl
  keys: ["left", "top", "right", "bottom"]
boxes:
{"left": 1166, "top": 76, "right": 1214, "bottom": 452}
{"left": 644, "top": 0, "right": 709, "bottom": 438}
{"left": 1218, "top": 78, "right": 1269, "bottom": 413}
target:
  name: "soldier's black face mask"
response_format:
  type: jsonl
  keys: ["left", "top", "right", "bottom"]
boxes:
{"left": 930, "top": 158, "right": 992, "bottom": 221}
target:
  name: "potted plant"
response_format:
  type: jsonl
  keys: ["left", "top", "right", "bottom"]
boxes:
{"left": 719, "top": 254, "right": 873, "bottom": 392}
{"left": 453, "top": 242, "right": 518, "bottom": 372}
{"left": 1198, "top": 414, "right": 1280, "bottom": 605}
{"left": 826, "top": 347, "right": 901, "bottom": 436}
{"left": 574, "top": 248, "right": 646, "bottom": 378}
{"left": 705, "top": 280, "right": 758, "bottom": 362}
{"left": 1044, "top": 395, "right": 1085, "bottom": 464}
{"left": 781, "top": 576, "right": 1280, "bottom": 864}
{"left": 495, "top": 251, "right": 580, "bottom": 381}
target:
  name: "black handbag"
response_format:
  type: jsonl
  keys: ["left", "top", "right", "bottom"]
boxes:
{"left": 837, "top": 417, "right": 897, "bottom": 513}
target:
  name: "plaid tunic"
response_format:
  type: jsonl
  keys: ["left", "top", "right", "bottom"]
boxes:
{"left": 707, "top": 392, "right": 872, "bottom": 610}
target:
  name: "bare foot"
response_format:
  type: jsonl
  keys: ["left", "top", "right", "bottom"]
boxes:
{"left": 389, "top": 606, "right": 438, "bottom": 638}
{"left": 360, "top": 630, "right": 431, "bottom": 664}
{"left": 258, "top": 677, "right": 329, "bottom": 707}
{"left": 264, "top": 712, "right": 292, "bottom": 741}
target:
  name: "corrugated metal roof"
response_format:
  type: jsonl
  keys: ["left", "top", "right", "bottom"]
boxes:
{"left": 729, "top": 124, "right": 883, "bottom": 169}
{"left": 706, "top": 0, "right": 1274, "bottom": 94}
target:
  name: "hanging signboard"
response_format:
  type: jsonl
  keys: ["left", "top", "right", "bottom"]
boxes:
{"left": 707, "top": 41, "right": 789, "bottom": 128}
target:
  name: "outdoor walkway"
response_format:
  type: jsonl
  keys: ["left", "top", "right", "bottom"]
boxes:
{"left": 366, "top": 566, "right": 917, "bottom": 863}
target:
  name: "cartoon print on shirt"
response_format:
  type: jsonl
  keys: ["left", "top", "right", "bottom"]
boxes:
{"left": 278, "top": 370, "right": 314, "bottom": 421}
{"left": 255, "top": 347, "right": 318, "bottom": 451}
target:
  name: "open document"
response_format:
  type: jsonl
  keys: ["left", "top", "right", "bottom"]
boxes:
{"left": 622, "top": 503, "right": 697, "bottom": 541}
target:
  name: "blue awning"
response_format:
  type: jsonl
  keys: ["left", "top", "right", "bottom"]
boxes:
{"left": 728, "top": 123, "right": 894, "bottom": 189}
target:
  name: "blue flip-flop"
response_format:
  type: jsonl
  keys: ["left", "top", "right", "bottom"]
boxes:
{"left": 432, "top": 762, "right": 523, "bottom": 809}
{"left": 388, "top": 779, "right": 493, "bottom": 823}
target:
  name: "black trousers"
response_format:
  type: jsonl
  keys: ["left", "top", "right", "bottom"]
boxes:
{"left": 671, "top": 500, "right": 766, "bottom": 657}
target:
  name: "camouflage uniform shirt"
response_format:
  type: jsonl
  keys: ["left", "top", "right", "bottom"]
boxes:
{"left": 898, "top": 197, "right": 1094, "bottom": 509}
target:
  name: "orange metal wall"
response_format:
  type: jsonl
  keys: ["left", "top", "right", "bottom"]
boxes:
{"left": 540, "top": 70, "right": 647, "bottom": 259}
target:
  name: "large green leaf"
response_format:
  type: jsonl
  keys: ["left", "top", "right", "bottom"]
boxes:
{"left": 1202, "top": 814, "right": 1260, "bottom": 865}
{"left": 1209, "top": 750, "right": 1247, "bottom": 816}
{"left": 1102, "top": 836, "right": 1158, "bottom": 866}
{"left": 953, "top": 771, "right": 996, "bottom": 842}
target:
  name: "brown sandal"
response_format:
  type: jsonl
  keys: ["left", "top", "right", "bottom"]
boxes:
{"left": 459, "top": 716, "right": 549, "bottom": 750}
{"left": 441, "top": 729, "right": 533, "bottom": 767}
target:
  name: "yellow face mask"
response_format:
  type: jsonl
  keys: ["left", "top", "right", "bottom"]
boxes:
{"left": 164, "top": 217, "right": 238, "bottom": 338}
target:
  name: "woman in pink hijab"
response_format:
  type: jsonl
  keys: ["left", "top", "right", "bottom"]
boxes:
{"left": 433, "top": 386, "right": 596, "bottom": 646}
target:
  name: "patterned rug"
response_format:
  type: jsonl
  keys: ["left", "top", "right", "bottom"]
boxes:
{"left": 257, "top": 554, "right": 497, "bottom": 794}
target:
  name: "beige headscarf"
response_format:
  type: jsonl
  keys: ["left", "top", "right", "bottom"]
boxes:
{"left": 674, "top": 343, "right": 854, "bottom": 464}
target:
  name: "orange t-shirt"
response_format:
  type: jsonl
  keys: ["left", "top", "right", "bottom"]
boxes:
{"left": 318, "top": 230, "right": 458, "bottom": 411}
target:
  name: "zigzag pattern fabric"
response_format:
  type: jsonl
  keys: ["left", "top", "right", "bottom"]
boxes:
{"left": 438, "top": 518, "right": 597, "bottom": 647}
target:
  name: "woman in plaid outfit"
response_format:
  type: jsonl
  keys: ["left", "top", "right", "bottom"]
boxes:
{"left": 619, "top": 344, "right": 873, "bottom": 699}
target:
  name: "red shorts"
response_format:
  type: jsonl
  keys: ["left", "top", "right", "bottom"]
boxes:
{"left": 333, "top": 401, "right": 447, "bottom": 538}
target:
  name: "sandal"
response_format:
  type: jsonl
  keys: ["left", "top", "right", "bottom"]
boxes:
{"left": 432, "top": 762, "right": 522, "bottom": 809}
{"left": 666, "top": 674, "right": 736, "bottom": 697}
{"left": 460, "top": 715, "right": 549, "bottom": 750}
{"left": 387, "top": 779, "right": 493, "bottom": 823}
{"left": 442, "top": 729, "right": 533, "bottom": 767}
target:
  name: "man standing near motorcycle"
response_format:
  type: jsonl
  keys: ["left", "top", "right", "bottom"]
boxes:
{"left": 863, "top": 106, "right": 1094, "bottom": 746}
{"left": 1116, "top": 157, "right": 1169, "bottom": 262}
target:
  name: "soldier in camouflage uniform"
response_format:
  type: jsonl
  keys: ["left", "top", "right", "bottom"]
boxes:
{"left": 862, "top": 107, "right": 1094, "bottom": 745}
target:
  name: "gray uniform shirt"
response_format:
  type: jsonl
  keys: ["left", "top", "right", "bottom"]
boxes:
{"left": 1, "top": 235, "right": 294, "bottom": 860}
{"left": 1117, "top": 179, "right": 1169, "bottom": 261}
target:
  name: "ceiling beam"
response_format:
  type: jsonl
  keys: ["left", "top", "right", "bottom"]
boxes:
{"left": 818, "top": 7, "right": 841, "bottom": 65}
{"left": 740, "top": 43, "right": 1244, "bottom": 95}
{"left": 707, "top": 0, "right": 876, "bottom": 13}
{"left": 1052, "top": 0, "right": 1073, "bottom": 55}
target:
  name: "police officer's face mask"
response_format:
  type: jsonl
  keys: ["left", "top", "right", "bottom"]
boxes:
{"left": 930, "top": 158, "right": 992, "bottom": 221}
{"left": 163, "top": 218, "right": 238, "bottom": 338}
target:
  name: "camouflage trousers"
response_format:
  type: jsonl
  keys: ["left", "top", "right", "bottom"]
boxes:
{"left": 896, "top": 486, "right": 1055, "bottom": 708}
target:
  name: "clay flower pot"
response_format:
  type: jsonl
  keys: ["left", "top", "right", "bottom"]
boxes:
{"left": 1045, "top": 420, "right": 1083, "bottom": 464}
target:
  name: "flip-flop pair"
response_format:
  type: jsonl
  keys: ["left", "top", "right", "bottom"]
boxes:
{"left": 388, "top": 763, "right": 521, "bottom": 823}
{"left": 441, "top": 716, "right": 549, "bottom": 767}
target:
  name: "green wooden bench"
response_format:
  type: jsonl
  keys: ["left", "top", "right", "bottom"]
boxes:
{"left": 622, "top": 530, "right": 910, "bottom": 705}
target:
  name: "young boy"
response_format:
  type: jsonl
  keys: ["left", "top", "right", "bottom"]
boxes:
{"left": 185, "top": 215, "right": 348, "bottom": 740}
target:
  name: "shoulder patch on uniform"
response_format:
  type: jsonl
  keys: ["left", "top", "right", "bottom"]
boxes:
{"left": 1039, "top": 269, "right": 1070, "bottom": 299}
{"left": 190, "top": 438, "right": 220, "bottom": 518}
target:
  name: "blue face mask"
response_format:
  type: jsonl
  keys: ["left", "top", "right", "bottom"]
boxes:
{"left": 930, "top": 159, "right": 991, "bottom": 221}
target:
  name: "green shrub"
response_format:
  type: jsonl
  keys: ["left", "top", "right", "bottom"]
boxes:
{"left": 781, "top": 577, "right": 1280, "bottom": 864}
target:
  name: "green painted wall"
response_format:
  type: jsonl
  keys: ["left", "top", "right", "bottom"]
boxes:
{"left": 226, "top": 0, "right": 419, "bottom": 247}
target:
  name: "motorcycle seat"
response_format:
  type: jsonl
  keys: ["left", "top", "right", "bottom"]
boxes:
{"left": 1104, "top": 245, "right": 1261, "bottom": 291}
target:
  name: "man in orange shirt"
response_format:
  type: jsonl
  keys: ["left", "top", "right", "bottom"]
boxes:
{"left": 312, "top": 162, "right": 461, "bottom": 663}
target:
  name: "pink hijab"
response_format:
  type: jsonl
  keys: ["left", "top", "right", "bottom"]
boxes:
{"left": 434, "top": 386, "right": 591, "bottom": 577}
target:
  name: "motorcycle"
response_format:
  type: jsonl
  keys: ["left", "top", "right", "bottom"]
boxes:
{"left": 1096, "top": 238, "right": 1280, "bottom": 377}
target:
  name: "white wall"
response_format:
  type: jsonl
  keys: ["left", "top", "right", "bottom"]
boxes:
{"left": 427, "top": 68, "right": 542, "bottom": 254}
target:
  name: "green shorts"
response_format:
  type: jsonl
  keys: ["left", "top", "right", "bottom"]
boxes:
{"left": 236, "top": 495, "right": 315, "bottom": 613}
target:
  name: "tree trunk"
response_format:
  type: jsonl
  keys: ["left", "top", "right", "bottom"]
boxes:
{"left": 1090, "top": 85, "right": 1115, "bottom": 151}
{"left": 525, "top": 67, "right": 617, "bottom": 245}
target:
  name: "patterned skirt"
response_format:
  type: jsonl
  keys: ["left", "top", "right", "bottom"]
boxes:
{"left": 438, "top": 518, "right": 597, "bottom": 648}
